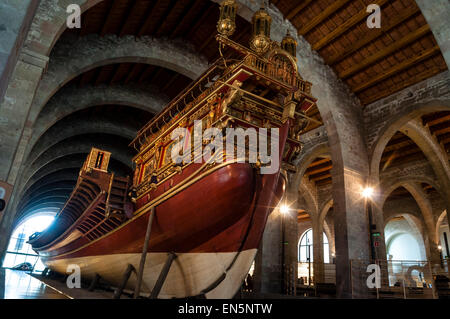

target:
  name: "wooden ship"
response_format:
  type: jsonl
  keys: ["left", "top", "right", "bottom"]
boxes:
{"left": 29, "top": 1, "right": 317, "bottom": 299}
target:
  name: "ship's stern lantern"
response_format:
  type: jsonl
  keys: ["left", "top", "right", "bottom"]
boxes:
{"left": 250, "top": 4, "right": 272, "bottom": 55}
{"left": 83, "top": 148, "right": 111, "bottom": 173}
{"left": 281, "top": 30, "right": 297, "bottom": 58}
{"left": 217, "top": 0, "right": 238, "bottom": 37}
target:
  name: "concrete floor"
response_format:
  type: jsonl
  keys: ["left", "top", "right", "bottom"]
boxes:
{"left": 0, "top": 269, "right": 69, "bottom": 299}
{"left": 0, "top": 268, "right": 315, "bottom": 299}
{"left": 0, "top": 268, "right": 121, "bottom": 299}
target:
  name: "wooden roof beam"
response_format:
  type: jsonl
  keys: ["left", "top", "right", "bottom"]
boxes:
{"left": 424, "top": 114, "right": 450, "bottom": 127}
{"left": 361, "top": 65, "right": 444, "bottom": 105}
{"left": 94, "top": 66, "right": 107, "bottom": 86}
{"left": 297, "top": 0, "right": 351, "bottom": 36}
{"left": 309, "top": 158, "right": 332, "bottom": 167}
{"left": 431, "top": 125, "right": 450, "bottom": 137}
{"left": 137, "top": 1, "right": 159, "bottom": 36}
{"left": 124, "top": 63, "right": 142, "bottom": 84}
{"left": 312, "top": 0, "right": 388, "bottom": 51}
{"left": 109, "top": 64, "right": 123, "bottom": 85}
{"left": 148, "top": 67, "right": 165, "bottom": 85}
{"left": 310, "top": 172, "right": 332, "bottom": 182}
{"left": 305, "top": 163, "right": 332, "bottom": 176}
{"left": 380, "top": 147, "right": 422, "bottom": 164}
{"left": 162, "top": 74, "right": 180, "bottom": 92}
{"left": 326, "top": 5, "right": 420, "bottom": 65}
{"left": 138, "top": 65, "right": 154, "bottom": 82}
{"left": 154, "top": 0, "right": 180, "bottom": 37}
{"left": 118, "top": 0, "right": 140, "bottom": 37}
{"left": 352, "top": 46, "right": 440, "bottom": 93}
{"left": 316, "top": 177, "right": 332, "bottom": 187}
{"left": 383, "top": 151, "right": 427, "bottom": 168}
{"left": 286, "top": 0, "right": 314, "bottom": 20}
{"left": 340, "top": 24, "right": 430, "bottom": 79}
{"left": 99, "top": 0, "right": 123, "bottom": 37}
{"left": 170, "top": 0, "right": 198, "bottom": 38}
{"left": 186, "top": 4, "right": 216, "bottom": 39}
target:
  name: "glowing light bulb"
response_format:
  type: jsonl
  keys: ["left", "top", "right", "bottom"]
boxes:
{"left": 280, "top": 204, "right": 289, "bottom": 215}
{"left": 362, "top": 187, "right": 374, "bottom": 199}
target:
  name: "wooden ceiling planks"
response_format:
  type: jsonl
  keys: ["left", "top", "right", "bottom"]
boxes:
{"left": 274, "top": 0, "right": 448, "bottom": 106}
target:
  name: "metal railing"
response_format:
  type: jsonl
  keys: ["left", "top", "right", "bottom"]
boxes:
{"left": 349, "top": 259, "right": 450, "bottom": 299}
{"left": 297, "top": 262, "right": 336, "bottom": 286}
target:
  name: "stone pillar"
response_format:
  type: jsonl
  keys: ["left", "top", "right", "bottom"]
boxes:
{"left": 371, "top": 195, "right": 389, "bottom": 287}
{"left": 283, "top": 188, "right": 299, "bottom": 293}
{"left": 427, "top": 237, "right": 443, "bottom": 264}
{"left": 0, "top": 49, "right": 48, "bottom": 262}
{"left": 332, "top": 168, "right": 371, "bottom": 298}
{"left": 312, "top": 217, "right": 325, "bottom": 283}
{"left": 415, "top": 0, "right": 450, "bottom": 68}
{"left": 253, "top": 199, "right": 298, "bottom": 295}
{"left": 0, "top": 49, "right": 48, "bottom": 184}
{"left": 0, "top": 0, "right": 39, "bottom": 104}
{"left": 253, "top": 209, "right": 282, "bottom": 294}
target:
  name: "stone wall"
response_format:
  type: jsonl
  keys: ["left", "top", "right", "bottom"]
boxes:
{"left": 0, "top": 0, "right": 39, "bottom": 104}
{"left": 364, "top": 70, "right": 450, "bottom": 152}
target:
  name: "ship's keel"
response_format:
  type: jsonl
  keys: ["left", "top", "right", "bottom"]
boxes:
{"left": 44, "top": 248, "right": 257, "bottom": 299}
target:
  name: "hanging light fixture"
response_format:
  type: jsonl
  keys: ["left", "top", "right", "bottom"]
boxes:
{"left": 217, "top": 0, "right": 238, "bottom": 37}
{"left": 281, "top": 30, "right": 297, "bottom": 58}
{"left": 250, "top": 3, "right": 272, "bottom": 55}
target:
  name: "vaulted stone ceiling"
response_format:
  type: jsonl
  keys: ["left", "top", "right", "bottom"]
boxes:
{"left": 14, "top": 0, "right": 449, "bottom": 223}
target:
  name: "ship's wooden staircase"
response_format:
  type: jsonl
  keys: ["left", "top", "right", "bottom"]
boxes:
{"left": 76, "top": 174, "right": 131, "bottom": 242}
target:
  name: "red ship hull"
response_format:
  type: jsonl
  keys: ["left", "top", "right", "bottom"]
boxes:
{"left": 38, "top": 161, "right": 285, "bottom": 298}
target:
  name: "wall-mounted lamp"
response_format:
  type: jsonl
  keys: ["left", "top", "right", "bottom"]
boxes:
{"left": 362, "top": 186, "right": 374, "bottom": 199}
{"left": 280, "top": 204, "right": 289, "bottom": 215}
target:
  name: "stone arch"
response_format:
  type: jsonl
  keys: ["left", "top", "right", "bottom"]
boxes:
{"left": 30, "top": 84, "right": 169, "bottom": 150}
{"left": 20, "top": 155, "right": 129, "bottom": 199}
{"left": 298, "top": 181, "right": 318, "bottom": 218}
{"left": 292, "top": 141, "right": 331, "bottom": 189}
{"left": 369, "top": 99, "right": 450, "bottom": 182}
{"left": 20, "top": 180, "right": 80, "bottom": 211}
{"left": 27, "top": 117, "right": 137, "bottom": 165}
{"left": 319, "top": 198, "right": 335, "bottom": 261}
{"left": 382, "top": 181, "right": 436, "bottom": 244}
{"left": 400, "top": 119, "right": 450, "bottom": 208}
{"left": 384, "top": 213, "right": 428, "bottom": 261}
{"left": 436, "top": 210, "right": 449, "bottom": 243}
{"left": 20, "top": 135, "right": 134, "bottom": 194}
{"left": 319, "top": 198, "right": 333, "bottom": 226}
{"left": 29, "top": 34, "right": 208, "bottom": 124}
{"left": 379, "top": 176, "right": 443, "bottom": 207}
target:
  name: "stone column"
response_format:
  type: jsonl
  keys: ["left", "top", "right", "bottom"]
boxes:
{"left": 0, "top": 49, "right": 48, "bottom": 184}
{"left": 415, "top": 0, "right": 450, "bottom": 68}
{"left": 0, "top": 49, "right": 48, "bottom": 262}
{"left": 371, "top": 195, "right": 389, "bottom": 287}
{"left": 0, "top": 0, "right": 39, "bottom": 104}
{"left": 312, "top": 217, "right": 325, "bottom": 283}
{"left": 332, "top": 168, "right": 371, "bottom": 298}
{"left": 253, "top": 209, "right": 282, "bottom": 294}
{"left": 283, "top": 188, "right": 299, "bottom": 293}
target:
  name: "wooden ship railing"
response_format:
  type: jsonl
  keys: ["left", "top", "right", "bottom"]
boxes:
{"left": 29, "top": 148, "right": 131, "bottom": 249}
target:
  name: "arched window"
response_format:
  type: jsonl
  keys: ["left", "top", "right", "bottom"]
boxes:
{"left": 298, "top": 229, "right": 330, "bottom": 263}
{"left": 2, "top": 215, "right": 54, "bottom": 272}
